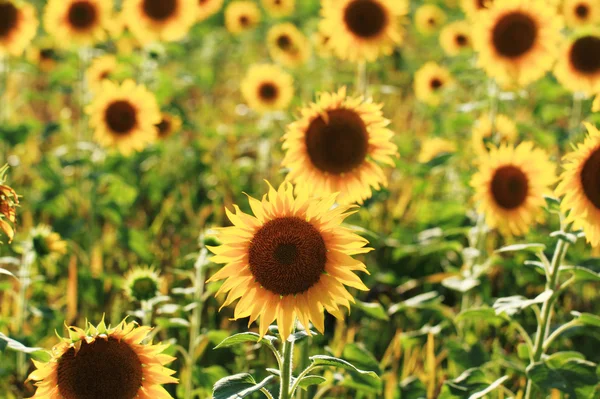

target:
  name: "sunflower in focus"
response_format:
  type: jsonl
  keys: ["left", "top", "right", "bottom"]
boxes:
{"left": 471, "top": 142, "right": 555, "bottom": 236}
{"left": 30, "top": 224, "right": 67, "bottom": 260}
{"left": 262, "top": 0, "right": 294, "bottom": 18}
{"left": 415, "top": 4, "right": 446, "bottom": 35}
{"left": 562, "top": 0, "right": 600, "bottom": 28}
{"left": 123, "top": 0, "right": 197, "bottom": 44}
{"left": 124, "top": 266, "right": 163, "bottom": 302}
{"left": 0, "top": 1, "right": 38, "bottom": 56}
{"left": 471, "top": 114, "right": 518, "bottom": 155}
{"left": 207, "top": 181, "right": 371, "bottom": 339}
{"left": 554, "top": 31, "right": 600, "bottom": 95}
{"left": 461, "top": 0, "right": 493, "bottom": 18}
{"left": 44, "top": 0, "right": 111, "bottom": 46}
{"left": 87, "top": 80, "right": 161, "bottom": 155}
{"left": 472, "top": 0, "right": 562, "bottom": 86}
{"left": 282, "top": 87, "right": 397, "bottom": 204}
{"left": 0, "top": 165, "right": 18, "bottom": 244}
{"left": 414, "top": 62, "right": 453, "bottom": 106}
{"left": 155, "top": 113, "right": 182, "bottom": 140}
{"left": 556, "top": 123, "right": 600, "bottom": 247}
{"left": 319, "top": 0, "right": 407, "bottom": 62}
{"left": 27, "top": 319, "right": 178, "bottom": 398}
{"left": 440, "top": 21, "right": 472, "bottom": 56}
{"left": 225, "top": 1, "right": 261, "bottom": 35}
{"left": 197, "top": 0, "right": 224, "bottom": 21}
{"left": 241, "top": 64, "right": 294, "bottom": 113}
{"left": 86, "top": 55, "right": 118, "bottom": 93}
{"left": 418, "top": 137, "right": 456, "bottom": 163}
{"left": 267, "top": 23, "right": 310, "bottom": 68}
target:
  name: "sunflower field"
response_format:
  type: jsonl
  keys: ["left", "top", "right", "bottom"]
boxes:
{"left": 2, "top": 0, "right": 600, "bottom": 398}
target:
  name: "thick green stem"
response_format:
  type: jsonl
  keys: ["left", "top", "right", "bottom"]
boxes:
{"left": 15, "top": 250, "right": 36, "bottom": 379}
{"left": 279, "top": 338, "right": 294, "bottom": 399}
{"left": 296, "top": 339, "right": 310, "bottom": 399}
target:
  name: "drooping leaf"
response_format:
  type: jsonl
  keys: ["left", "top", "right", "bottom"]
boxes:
{"left": 212, "top": 373, "right": 274, "bottom": 399}
{"left": 296, "top": 375, "right": 326, "bottom": 390}
{"left": 214, "top": 332, "right": 278, "bottom": 350}
{"left": 495, "top": 243, "right": 545, "bottom": 253}
{"left": 527, "top": 354, "right": 598, "bottom": 397}
{"left": 0, "top": 333, "right": 50, "bottom": 362}
{"left": 353, "top": 299, "right": 389, "bottom": 321}
{"left": 309, "top": 355, "right": 379, "bottom": 381}
{"left": 493, "top": 290, "right": 553, "bottom": 316}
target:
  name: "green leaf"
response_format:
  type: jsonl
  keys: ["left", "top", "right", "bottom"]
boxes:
{"left": 455, "top": 308, "right": 508, "bottom": 327}
{"left": 573, "top": 312, "right": 600, "bottom": 328}
{"left": 468, "top": 376, "right": 509, "bottom": 399}
{"left": 445, "top": 368, "right": 488, "bottom": 395}
{"left": 309, "top": 355, "right": 379, "bottom": 380}
{"left": 527, "top": 354, "right": 598, "bottom": 397}
{"left": 495, "top": 243, "right": 545, "bottom": 253}
{"left": 561, "top": 266, "right": 600, "bottom": 282}
{"left": 214, "top": 332, "right": 277, "bottom": 349}
{"left": 0, "top": 333, "right": 51, "bottom": 362}
{"left": 493, "top": 290, "right": 552, "bottom": 316}
{"left": 342, "top": 343, "right": 381, "bottom": 374}
{"left": 297, "top": 375, "right": 326, "bottom": 390}
{"left": 517, "top": 343, "right": 530, "bottom": 360}
{"left": 544, "top": 195, "right": 561, "bottom": 210}
{"left": 388, "top": 291, "right": 442, "bottom": 315}
{"left": 212, "top": 373, "right": 274, "bottom": 399}
{"left": 287, "top": 330, "right": 317, "bottom": 343}
{"left": 441, "top": 276, "right": 480, "bottom": 293}
{"left": 550, "top": 231, "right": 578, "bottom": 244}
{"left": 353, "top": 299, "right": 389, "bottom": 321}
{"left": 0, "top": 267, "right": 16, "bottom": 279}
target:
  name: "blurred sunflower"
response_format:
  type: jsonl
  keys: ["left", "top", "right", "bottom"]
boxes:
{"left": 155, "top": 113, "right": 182, "bottom": 140}
{"left": 44, "top": 0, "right": 111, "bottom": 46}
{"left": 414, "top": 62, "right": 453, "bottom": 106}
{"left": 241, "top": 64, "right": 294, "bottom": 113}
{"left": 123, "top": 0, "right": 197, "bottom": 43}
{"left": 562, "top": 0, "right": 600, "bottom": 28}
{"left": 86, "top": 55, "right": 118, "bottom": 93}
{"left": 87, "top": 80, "right": 161, "bottom": 155}
{"left": 418, "top": 137, "right": 456, "bottom": 163}
{"left": 27, "top": 45, "right": 59, "bottom": 72}
{"left": 124, "top": 266, "right": 163, "bottom": 302}
{"left": 262, "top": 0, "right": 294, "bottom": 18}
{"left": 461, "top": 0, "right": 493, "bottom": 18}
{"left": 556, "top": 123, "right": 600, "bottom": 247}
{"left": 225, "top": 1, "right": 261, "bottom": 35}
{"left": 472, "top": 114, "right": 518, "bottom": 155}
{"left": 415, "top": 4, "right": 446, "bottom": 35}
{"left": 282, "top": 87, "right": 397, "bottom": 204}
{"left": 197, "top": 0, "right": 224, "bottom": 21}
{"left": 27, "top": 319, "right": 177, "bottom": 398}
{"left": 0, "top": 1, "right": 38, "bottom": 57}
{"left": 319, "top": 0, "right": 407, "bottom": 62}
{"left": 471, "top": 142, "right": 555, "bottom": 236}
{"left": 267, "top": 23, "right": 310, "bottom": 68}
{"left": 207, "top": 181, "right": 371, "bottom": 339}
{"left": 0, "top": 166, "right": 18, "bottom": 243}
{"left": 439, "top": 21, "right": 472, "bottom": 56}
{"left": 30, "top": 225, "right": 67, "bottom": 260}
{"left": 472, "top": 0, "right": 562, "bottom": 86}
{"left": 554, "top": 31, "right": 600, "bottom": 95}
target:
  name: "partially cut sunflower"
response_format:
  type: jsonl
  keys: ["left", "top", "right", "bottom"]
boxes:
{"left": 267, "top": 23, "right": 310, "bottom": 68}
{"left": 86, "top": 55, "right": 118, "bottom": 93}
{"left": 319, "top": 0, "right": 407, "bottom": 62}
{"left": 562, "top": 0, "right": 600, "bottom": 28}
{"left": 123, "top": 0, "right": 197, "bottom": 44}
{"left": 471, "top": 142, "right": 555, "bottom": 236}
{"left": 418, "top": 137, "right": 456, "bottom": 163}
{"left": 414, "top": 62, "right": 453, "bottom": 106}
{"left": 156, "top": 112, "right": 182, "bottom": 140}
{"left": 415, "top": 4, "right": 447, "bottom": 35}
{"left": 197, "top": 0, "right": 224, "bottom": 21}
{"left": 225, "top": 1, "right": 261, "bottom": 35}
{"left": 87, "top": 80, "right": 161, "bottom": 155}
{"left": 282, "top": 87, "right": 398, "bottom": 205}
{"left": 207, "top": 181, "right": 371, "bottom": 339}
{"left": 556, "top": 123, "right": 600, "bottom": 247}
{"left": 472, "top": 0, "right": 562, "bottom": 86}
{"left": 471, "top": 114, "right": 518, "bottom": 155}
{"left": 43, "top": 0, "right": 111, "bottom": 46}
{"left": 554, "top": 31, "right": 600, "bottom": 95}
{"left": 241, "top": 64, "right": 294, "bottom": 113}
{"left": 262, "top": 0, "right": 295, "bottom": 18}
{"left": 439, "top": 21, "right": 472, "bottom": 56}
{"left": 461, "top": 0, "right": 493, "bottom": 19}
{"left": 0, "top": 1, "right": 37, "bottom": 57}
{"left": 27, "top": 319, "right": 177, "bottom": 398}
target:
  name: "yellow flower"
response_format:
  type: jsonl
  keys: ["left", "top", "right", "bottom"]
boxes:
{"left": 471, "top": 142, "right": 555, "bottom": 236}
{"left": 472, "top": 0, "right": 562, "bottom": 86}
{"left": 86, "top": 55, "right": 118, "bottom": 93}
{"left": 319, "top": 0, "right": 407, "bottom": 62}
{"left": 415, "top": 4, "right": 446, "bottom": 35}
{"left": 87, "top": 80, "right": 161, "bottom": 155}
{"left": 554, "top": 30, "right": 600, "bottom": 95}
{"left": 461, "top": 0, "right": 493, "bottom": 19}
{"left": 282, "top": 87, "right": 398, "bottom": 205}
{"left": 27, "top": 319, "right": 178, "bottom": 399}
{"left": 155, "top": 113, "right": 183, "bottom": 139}
{"left": 123, "top": 0, "right": 197, "bottom": 44}
{"left": 30, "top": 225, "right": 67, "bottom": 259}
{"left": 313, "top": 30, "right": 333, "bottom": 58}
{"left": 197, "top": 0, "right": 224, "bottom": 21}
{"left": 27, "top": 42, "right": 59, "bottom": 72}
{"left": 262, "top": 0, "right": 294, "bottom": 18}
{"left": 124, "top": 266, "right": 163, "bottom": 302}
{"left": 44, "top": 0, "right": 111, "bottom": 46}
{"left": 267, "top": 23, "right": 310, "bottom": 68}
{"left": 418, "top": 137, "right": 456, "bottom": 163}
{"left": 414, "top": 62, "right": 453, "bottom": 106}
{"left": 562, "top": 0, "right": 600, "bottom": 28}
{"left": 0, "top": 1, "right": 38, "bottom": 57}
{"left": 0, "top": 165, "right": 18, "bottom": 243}
{"left": 471, "top": 114, "right": 518, "bottom": 155}
{"left": 225, "top": 1, "right": 261, "bottom": 35}
{"left": 439, "top": 20, "right": 472, "bottom": 56}
{"left": 241, "top": 64, "right": 294, "bottom": 113}
{"left": 207, "top": 181, "right": 371, "bottom": 339}
{"left": 556, "top": 123, "right": 600, "bottom": 247}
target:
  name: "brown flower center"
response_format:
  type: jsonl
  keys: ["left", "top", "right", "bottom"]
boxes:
{"left": 40, "top": 49, "right": 56, "bottom": 60}
{"left": 492, "top": 12, "right": 537, "bottom": 59}
{"left": 580, "top": 147, "right": 600, "bottom": 209}
{"left": 67, "top": 1, "right": 98, "bottom": 30}
{"left": 476, "top": 0, "right": 492, "bottom": 9}
{"left": 575, "top": 4, "right": 589, "bottom": 18}
{"left": 0, "top": 3, "right": 18, "bottom": 38}
{"left": 156, "top": 118, "right": 172, "bottom": 137}
{"left": 343, "top": 0, "right": 388, "bottom": 39}
{"left": 239, "top": 15, "right": 250, "bottom": 26}
{"left": 305, "top": 108, "right": 369, "bottom": 175}
{"left": 142, "top": 0, "right": 177, "bottom": 21}
{"left": 248, "top": 217, "right": 327, "bottom": 296}
{"left": 456, "top": 34, "right": 468, "bottom": 46}
{"left": 105, "top": 101, "right": 138, "bottom": 135}
{"left": 569, "top": 36, "right": 600, "bottom": 74}
{"left": 277, "top": 34, "right": 293, "bottom": 51}
{"left": 430, "top": 78, "right": 443, "bottom": 90}
{"left": 57, "top": 337, "right": 143, "bottom": 399}
{"left": 258, "top": 82, "right": 279, "bottom": 102}
{"left": 491, "top": 165, "right": 529, "bottom": 210}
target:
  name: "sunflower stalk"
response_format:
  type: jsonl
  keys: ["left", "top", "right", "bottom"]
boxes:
{"left": 356, "top": 60, "right": 368, "bottom": 98}
{"left": 279, "top": 334, "right": 294, "bottom": 399}
{"left": 14, "top": 247, "right": 36, "bottom": 380}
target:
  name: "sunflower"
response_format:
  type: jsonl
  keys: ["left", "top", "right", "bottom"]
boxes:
{"left": 282, "top": 87, "right": 397, "bottom": 205}
{"left": 319, "top": 0, "right": 407, "bottom": 62}
{"left": 415, "top": 4, "right": 447, "bottom": 35}
{"left": 554, "top": 31, "right": 600, "bottom": 95}
{"left": 43, "top": 0, "right": 111, "bottom": 46}
{"left": 225, "top": 1, "right": 261, "bottom": 35}
{"left": 197, "top": 0, "right": 224, "bottom": 21}
{"left": 262, "top": 0, "right": 294, "bottom": 18}
{"left": 0, "top": 166, "right": 18, "bottom": 244}
{"left": 30, "top": 224, "right": 67, "bottom": 260}
{"left": 27, "top": 319, "right": 178, "bottom": 398}
{"left": 241, "top": 64, "right": 294, "bottom": 113}
{"left": 556, "top": 123, "right": 600, "bottom": 247}
{"left": 471, "top": 114, "right": 518, "bottom": 155}
{"left": 86, "top": 55, "right": 118, "bottom": 93}
{"left": 0, "top": 1, "right": 38, "bottom": 57}
{"left": 27, "top": 43, "right": 59, "bottom": 72}
{"left": 439, "top": 21, "right": 472, "bottom": 56}
{"left": 123, "top": 0, "right": 197, "bottom": 44}
{"left": 266, "top": 23, "right": 310, "bottom": 68}
{"left": 155, "top": 112, "right": 182, "bottom": 139}
{"left": 124, "top": 266, "right": 163, "bottom": 302}
{"left": 472, "top": 0, "right": 562, "bottom": 86}
{"left": 418, "top": 137, "right": 456, "bottom": 163}
{"left": 562, "top": 0, "right": 600, "bottom": 28}
{"left": 207, "top": 181, "right": 371, "bottom": 339}
{"left": 471, "top": 142, "right": 555, "bottom": 236}
{"left": 87, "top": 80, "right": 161, "bottom": 155}
{"left": 461, "top": 0, "right": 493, "bottom": 18}
{"left": 414, "top": 62, "right": 454, "bottom": 106}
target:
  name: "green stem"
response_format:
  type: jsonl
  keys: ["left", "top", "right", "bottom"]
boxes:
{"left": 279, "top": 337, "right": 294, "bottom": 399}
{"left": 141, "top": 300, "right": 153, "bottom": 326}
{"left": 356, "top": 60, "right": 367, "bottom": 97}
{"left": 296, "top": 339, "right": 310, "bottom": 399}
{"left": 15, "top": 250, "right": 36, "bottom": 379}
{"left": 543, "top": 319, "right": 581, "bottom": 352}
